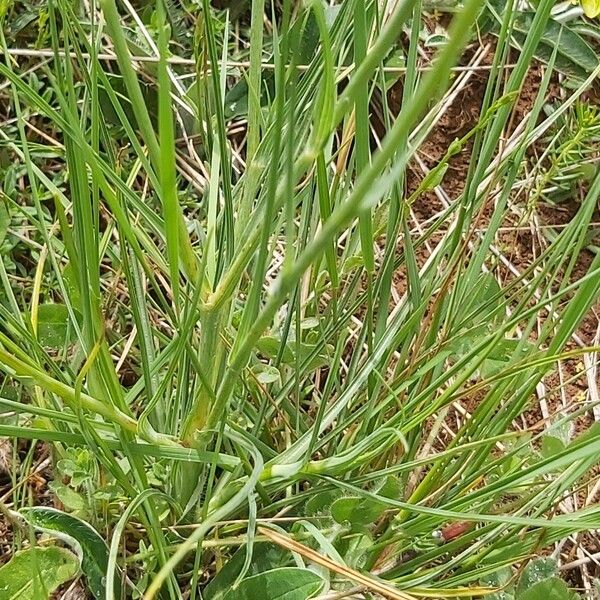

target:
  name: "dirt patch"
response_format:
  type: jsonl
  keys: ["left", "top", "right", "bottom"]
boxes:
{"left": 0, "top": 514, "right": 13, "bottom": 567}
{"left": 376, "top": 25, "right": 600, "bottom": 588}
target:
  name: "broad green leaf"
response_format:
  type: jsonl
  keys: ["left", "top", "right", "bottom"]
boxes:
{"left": 35, "top": 304, "right": 81, "bottom": 348}
{"left": 514, "top": 14, "right": 598, "bottom": 75}
{"left": 484, "top": 7, "right": 598, "bottom": 77}
{"left": 253, "top": 364, "right": 281, "bottom": 385}
{"left": 300, "top": 317, "right": 320, "bottom": 330}
{"left": 518, "top": 577, "right": 579, "bottom": 600}
{"left": 256, "top": 336, "right": 332, "bottom": 369}
{"left": 203, "top": 544, "right": 289, "bottom": 600}
{"left": 223, "top": 78, "right": 253, "bottom": 120}
{"left": 481, "top": 566, "right": 514, "bottom": 586}
{"left": 481, "top": 566, "right": 514, "bottom": 599}
{"left": 341, "top": 254, "right": 364, "bottom": 274}
{"left": 48, "top": 481, "right": 86, "bottom": 511}
{"left": 222, "top": 567, "right": 324, "bottom": 600}
{"left": 516, "top": 557, "right": 558, "bottom": 595}
{"left": 478, "top": 338, "right": 529, "bottom": 378}
{"left": 99, "top": 74, "right": 159, "bottom": 126}
{"left": 0, "top": 546, "right": 79, "bottom": 599}
{"left": 487, "top": 338, "right": 527, "bottom": 361}
{"left": 257, "top": 337, "right": 294, "bottom": 363}
{"left": 331, "top": 496, "right": 386, "bottom": 527}
{"left": 378, "top": 475, "right": 403, "bottom": 499}
{"left": 296, "top": 342, "right": 334, "bottom": 370}
{"left": 304, "top": 490, "right": 341, "bottom": 516}
{"left": 20, "top": 506, "right": 117, "bottom": 599}
{"left": 479, "top": 358, "right": 510, "bottom": 379}
{"left": 424, "top": 32, "right": 450, "bottom": 47}
{"left": 541, "top": 435, "right": 566, "bottom": 459}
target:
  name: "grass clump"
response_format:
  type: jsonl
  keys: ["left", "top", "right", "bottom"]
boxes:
{"left": 0, "top": 0, "right": 600, "bottom": 598}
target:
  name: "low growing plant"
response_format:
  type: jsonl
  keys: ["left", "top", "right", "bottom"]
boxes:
{"left": 0, "top": 0, "right": 599, "bottom": 597}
